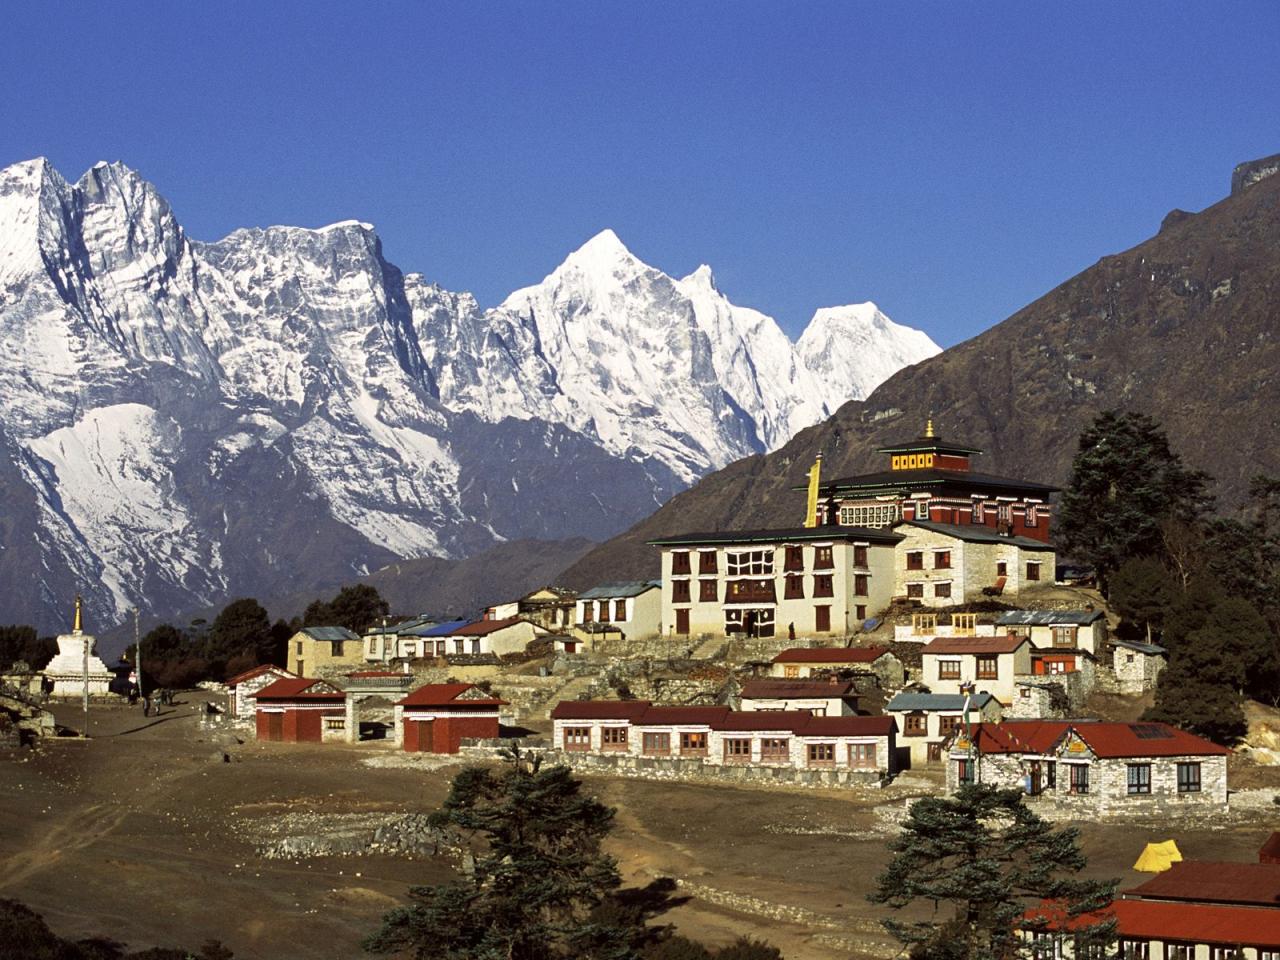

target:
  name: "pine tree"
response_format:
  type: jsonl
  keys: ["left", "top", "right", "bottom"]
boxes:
{"left": 1107, "top": 557, "right": 1178, "bottom": 644}
{"left": 1058, "top": 410, "right": 1212, "bottom": 591}
{"left": 869, "top": 784, "right": 1115, "bottom": 958}
{"left": 365, "top": 748, "right": 646, "bottom": 960}
{"left": 303, "top": 584, "right": 389, "bottom": 634}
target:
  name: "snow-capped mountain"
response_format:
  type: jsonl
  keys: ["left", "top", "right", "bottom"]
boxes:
{"left": 0, "top": 158, "right": 938, "bottom": 631}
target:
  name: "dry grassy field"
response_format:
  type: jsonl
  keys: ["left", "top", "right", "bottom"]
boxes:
{"left": 2, "top": 700, "right": 1278, "bottom": 959}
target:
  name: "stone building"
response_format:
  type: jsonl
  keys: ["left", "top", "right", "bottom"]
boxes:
{"left": 226, "top": 663, "right": 297, "bottom": 720}
{"left": 893, "top": 521, "right": 1057, "bottom": 607}
{"left": 394, "top": 683, "right": 507, "bottom": 753}
{"left": 551, "top": 700, "right": 897, "bottom": 777}
{"left": 287, "top": 626, "right": 362, "bottom": 677}
{"left": 945, "top": 719, "right": 1229, "bottom": 817}
{"left": 995, "top": 609, "right": 1109, "bottom": 656}
{"left": 576, "top": 581, "right": 662, "bottom": 640}
{"left": 253, "top": 677, "right": 346, "bottom": 742}
{"left": 1112, "top": 638, "right": 1167, "bottom": 694}
{"left": 769, "top": 646, "right": 905, "bottom": 688}
{"left": 739, "top": 678, "right": 860, "bottom": 716}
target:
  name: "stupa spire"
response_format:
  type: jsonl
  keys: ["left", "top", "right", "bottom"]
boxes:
{"left": 73, "top": 594, "right": 83, "bottom": 634}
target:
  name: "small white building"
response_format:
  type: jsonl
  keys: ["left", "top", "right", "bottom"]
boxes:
{"left": 769, "top": 645, "right": 906, "bottom": 688}
{"left": 995, "top": 609, "right": 1109, "bottom": 656}
{"left": 886, "top": 691, "right": 1002, "bottom": 766}
{"left": 41, "top": 597, "right": 113, "bottom": 699}
{"left": 739, "top": 678, "right": 860, "bottom": 716}
{"left": 1111, "top": 639, "right": 1168, "bottom": 694}
{"left": 442, "top": 618, "right": 547, "bottom": 657}
{"left": 920, "top": 635, "right": 1032, "bottom": 705}
{"left": 575, "top": 581, "right": 662, "bottom": 640}
{"left": 226, "top": 664, "right": 298, "bottom": 720}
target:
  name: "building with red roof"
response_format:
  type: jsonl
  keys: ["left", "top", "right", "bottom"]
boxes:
{"left": 921, "top": 635, "right": 1032, "bottom": 705}
{"left": 551, "top": 699, "right": 897, "bottom": 779}
{"left": 944, "top": 719, "right": 1229, "bottom": 817}
{"left": 739, "top": 678, "right": 860, "bottom": 716}
{"left": 252, "top": 677, "right": 345, "bottom": 743}
{"left": 394, "top": 683, "right": 508, "bottom": 753}
{"left": 768, "top": 645, "right": 905, "bottom": 689}
{"left": 226, "top": 663, "right": 297, "bottom": 720}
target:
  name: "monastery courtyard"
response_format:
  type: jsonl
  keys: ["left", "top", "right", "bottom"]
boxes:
{"left": 2, "top": 700, "right": 1279, "bottom": 960}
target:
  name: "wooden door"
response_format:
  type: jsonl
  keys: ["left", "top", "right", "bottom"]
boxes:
{"left": 814, "top": 605, "right": 831, "bottom": 633}
{"left": 675, "top": 609, "right": 689, "bottom": 635}
{"left": 267, "top": 711, "right": 283, "bottom": 742}
{"left": 1028, "top": 760, "right": 1041, "bottom": 795}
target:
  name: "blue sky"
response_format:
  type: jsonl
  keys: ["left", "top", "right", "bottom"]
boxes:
{"left": 2, "top": 3, "right": 1277, "bottom": 346}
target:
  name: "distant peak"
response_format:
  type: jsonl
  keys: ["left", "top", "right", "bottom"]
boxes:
{"left": 319, "top": 219, "right": 376, "bottom": 233}
{"left": 681, "top": 264, "right": 717, "bottom": 290}
{"left": 571, "top": 228, "right": 632, "bottom": 258}
{"left": 1232, "top": 152, "right": 1280, "bottom": 196}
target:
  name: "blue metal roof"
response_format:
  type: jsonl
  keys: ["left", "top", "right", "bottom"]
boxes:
{"left": 301, "top": 626, "right": 360, "bottom": 642}
{"left": 996, "top": 609, "right": 1105, "bottom": 626}
{"left": 410, "top": 619, "right": 472, "bottom": 637}
{"left": 886, "top": 692, "right": 997, "bottom": 712}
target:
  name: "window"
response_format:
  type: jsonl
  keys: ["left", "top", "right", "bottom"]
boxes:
{"left": 1046, "top": 761, "right": 1056, "bottom": 789}
{"left": 1208, "top": 947, "right": 1240, "bottom": 960}
{"left": 672, "top": 580, "right": 691, "bottom": 604}
{"left": 1026, "top": 503, "right": 1039, "bottom": 527}
{"left": 906, "top": 551, "right": 924, "bottom": 570}
{"left": 1052, "top": 626, "right": 1077, "bottom": 648}
{"left": 971, "top": 501, "right": 985, "bottom": 523}
{"left": 1026, "top": 561, "right": 1041, "bottom": 581}
{"left": 850, "top": 743, "right": 876, "bottom": 768}
{"left": 854, "top": 574, "right": 869, "bottom": 596}
{"left": 724, "top": 738, "right": 752, "bottom": 762}
{"left": 996, "top": 560, "right": 1008, "bottom": 577}
{"left": 760, "top": 737, "right": 789, "bottom": 761}
{"left": 783, "top": 545, "right": 804, "bottom": 572}
{"left": 435, "top": 641, "right": 447, "bottom": 657}
{"left": 1074, "top": 937, "right": 1107, "bottom": 960}
{"left": 1068, "top": 764, "right": 1089, "bottom": 795}
{"left": 1126, "top": 653, "right": 1135, "bottom": 663}
{"left": 1177, "top": 762, "right": 1202, "bottom": 793}
{"left": 598, "top": 600, "right": 611, "bottom": 622}
{"left": 840, "top": 503, "right": 899, "bottom": 527}
{"left": 680, "top": 731, "right": 708, "bottom": 755}
{"left": 853, "top": 545, "right": 868, "bottom": 567}
{"left": 998, "top": 503, "right": 1012, "bottom": 523}
{"left": 957, "top": 758, "right": 975, "bottom": 784}
{"left": 934, "top": 581, "right": 952, "bottom": 599}
{"left": 403, "top": 640, "right": 417, "bottom": 657}
{"left": 642, "top": 732, "right": 671, "bottom": 755}
{"left": 698, "top": 551, "right": 717, "bottom": 574}
{"left": 727, "top": 549, "right": 773, "bottom": 576}
{"left": 783, "top": 665, "right": 800, "bottom": 679}
{"left": 1164, "top": 945, "right": 1193, "bottom": 960}
{"left": 471, "top": 638, "right": 481, "bottom": 655}
{"left": 1127, "top": 763, "right": 1151, "bottom": 795}
{"left": 904, "top": 713, "right": 927, "bottom": 737}
{"left": 602, "top": 727, "right": 628, "bottom": 750}
{"left": 725, "top": 608, "right": 774, "bottom": 638}
{"left": 563, "top": 727, "right": 591, "bottom": 751}
{"left": 784, "top": 575, "right": 804, "bottom": 600}
{"left": 938, "top": 659, "right": 961, "bottom": 680}
{"left": 807, "top": 742, "right": 835, "bottom": 766}
{"left": 1117, "top": 942, "right": 1149, "bottom": 960}
{"left": 906, "top": 582, "right": 924, "bottom": 599}
{"left": 582, "top": 603, "right": 594, "bottom": 623}
{"left": 324, "top": 717, "right": 345, "bottom": 731}
{"left": 813, "top": 574, "right": 834, "bottom": 598}
{"left": 939, "top": 715, "right": 961, "bottom": 736}
{"left": 952, "top": 612, "right": 977, "bottom": 635}
{"left": 916, "top": 498, "right": 930, "bottom": 520}
{"left": 671, "top": 551, "right": 691, "bottom": 575}
{"left": 813, "top": 546, "right": 834, "bottom": 570}
{"left": 1029, "top": 933, "right": 1062, "bottom": 960}
{"left": 814, "top": 605, "right": 831, "bottom": 633}
{"left": 855, "top": 604, "right": 867, "bottom": 620}
{"left": 934, "top": 550, "right": 951, "bottom": 569}
{"left": 698, "top": 580, "right": 718, "bottom": 602}
{"left": 296, "top": 641, "right": 303, "bottom": 655}
{"left": 976, "top": 655, "right": 999, "bottom": 680}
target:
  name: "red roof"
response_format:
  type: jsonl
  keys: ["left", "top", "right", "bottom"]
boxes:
{"left": 1128, "top": 860, "right": 1280, "bottom": 907}
{"left": 924, "top": 635, "right": 1028, "bottom": 655}
{"left": 551, "top": 700, "right": 652, "bottom": 721}
{"left": 715, "top": 710, "right": 816, "bottom": 733}
{"left": 253, "top": 677, "right": 344, "bottom": 701}
{"left": 449, "top": 618, "right": 531, "bottom": 636}
{"left": 227, "top": 663, "right": 295, "bottom": 687}
{"left": 799, "top": 715, "right": 896, "bottom": 738}
{"left": 960, "top": 720, "right": 1229, "bottom": 758}
{"left": 396, "top": 683, "right": 507, "bottom": 708}
{"left": 1028, "top": 899, "right": 1280, "bottom": 946}
{"left": 1262, "top": 832, "right": 1280, "bottom": 864}
{"left": 771, "top": 646, "right": 890, "bottom": 664}
{"left": 635, "top": 706, "right": 733, "bottom": 726}
{"left": 740, "top": 679, "right": 858, "bottom": 700}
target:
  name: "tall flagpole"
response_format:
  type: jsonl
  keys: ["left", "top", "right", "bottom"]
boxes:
{"left": 134, "top": 608, "right": 142, "bottom": 701}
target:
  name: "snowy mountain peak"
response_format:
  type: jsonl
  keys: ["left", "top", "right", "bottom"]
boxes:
{"left": 681, "top": 263, "right": 717, "bottom": 290}
{"left": 798, "top": 302, "right": 942, "bottom": 404}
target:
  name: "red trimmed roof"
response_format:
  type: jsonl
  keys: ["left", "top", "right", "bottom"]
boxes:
{"left": 396, "top": 683, "right": 507, "bottom": 707}
{"left": 924, "top": 635, "right": 1027, "bottom": 655}
{"left": 253, "top": 677, "right": 344, "bottom": 701}
{"left": 1128, "top": 860, "right": 1280, "bottom": 907}
{"left": 1028, "top": 899, "right": 1280, "bottom": 946}
{"left": 961, "top": 720, "right": 1229, "bottom": 758}
{"left": 449, "top": 618, "right": 531, "bottom": 636}
{"left": 552, "top": 700, "right": 652, "bottom": 721}
{"left": 227, "top": 663, "right": 295, "bottom": 687}
{"left": 740, "top": 679, "right": 857, "bottom": 699}
{"left": 771, "top": 646, "right": 890, "bottom": 664}
{"left": 716, "top": 710, "right": 815, "bottom": 733}
{"left": 635, "top": 706, "right": 733, "bottom": 726}
{"left": 799, "top": 715, "right": 895, "bottom": 737}
{"left": 1262, "top": 831, "right": 1280, "bottom": 864}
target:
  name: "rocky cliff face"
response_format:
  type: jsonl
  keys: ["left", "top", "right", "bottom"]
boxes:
{"left": 562, "top": 155, "right": 1280, "bottom": 586}
{"left": 0, "top": 159, "right": 937, "bottom": 630}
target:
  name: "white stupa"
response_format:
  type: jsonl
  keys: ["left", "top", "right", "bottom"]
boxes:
{"left": 42, "top": 595, "right": 114, "bottom": 698}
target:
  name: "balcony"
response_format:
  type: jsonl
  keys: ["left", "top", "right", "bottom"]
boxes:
{"left": 724, "top": 579, "right": 777, "bottom": 604}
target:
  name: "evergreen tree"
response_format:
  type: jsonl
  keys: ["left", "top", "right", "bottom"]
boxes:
{"left": 303, "top": 584, "right": 389, "bottom": 634}
{"left": 869, "top": 784, "right": 1115, "bottom": 958}
{"left": 1058, "top": 410, "right": 1212, "bottom": 591}
{"left": 365, "top": 747, "right": 647, "bottom": 960}
{"left": 1107, "top": 557, "right": 1177, "bottom": 644}
{"left": 0, "top": 625, "right": 57, "bottom": 671}
{"left": 205, "top": 598, "right": 273, "bottom": 668}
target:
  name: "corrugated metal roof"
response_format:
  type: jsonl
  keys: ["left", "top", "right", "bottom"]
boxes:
{"left": 962, "top": 720, "right": 1229, "bottom": 758}
{"left": 1127, "top": 860, "right": 1280, "bottom": 907}
{"left": 1028, "top": 898, "right": 1280, "bottom": 946}
{"left": 819, "top": 468, "right": 1059, "bottom": 495}
{"left": 577, "top": 580, "right": 661, "bottom": 600}
{"left": 740, "top": 679, "right": 857, "bottom": 699}
{"left": 887, "top": 692, "right": 996, "bottom": 712}
{"left": 996, "top": 610, "right": 1105, "bottom": 626}
{"left": 551, "top": 700, "right": 652, "bottom": 721}
{"left": 226, "top": 664, "right": 295, "bottom": 687}
{"left": 923, "top": 635, "right": 1028, "bottom": 655}
{"left": 253, "top": 677, "right": 344, "bottom": 700}
{"left": 902, "top": 520, "right": 1056, "bottom": 551}
{"left": 647, "top": 525, "right": 902, "bottom": 547}
{"left": 1111, "top": 638, "right": 1167, "bottom": 655}
{"left": 409, "top": 618, "right": 471, "bottom": 638}
{"left": 300, "top": 626, "right": 360, "bottom": 642}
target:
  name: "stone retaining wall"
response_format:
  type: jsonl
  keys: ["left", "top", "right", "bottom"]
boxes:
{"left": 553, "top": 748, "right": 889, "bottom": 790}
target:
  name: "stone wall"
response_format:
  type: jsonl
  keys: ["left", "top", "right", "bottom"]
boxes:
{"left": 554, "top": 749, "right": 890, "bottom": 790}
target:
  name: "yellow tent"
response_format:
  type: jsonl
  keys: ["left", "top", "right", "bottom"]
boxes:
{"left": 1133, "top": 840, "right": 1183, "bottom": 872}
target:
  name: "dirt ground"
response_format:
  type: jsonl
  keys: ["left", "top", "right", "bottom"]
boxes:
{"left": 3, "top": 700, "right": 1280, "bottom": 960}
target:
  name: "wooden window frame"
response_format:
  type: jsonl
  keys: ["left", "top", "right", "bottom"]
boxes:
{"left": 975, "top": 655, "right": 999, "bottom": 680}
{"left": 601, "top": 726, "right": 628, "bottom": 751}
{"left": 723, "top": 737, "right": 752, "bottom": 762}
{"left": 933, "top": 550, "right": 951, "bottom": 570}
{"left": 598, "top": 600, "right": 611, "bottom": 623}
{"left": 806, "top": 742, "right": 836, "bottom": 767}
{"left": 671, "top": 551, "right": 691, "bottom": 575}
{"left": 671, "top": 580, "right": 691, "bottom": 604}
{"left": 854, "top": 573, "right": 869, "bottom": 597}
{"left": 933, "top": 581, "right": 952, "bottom": 599}
{"left": 1177, "top": 761, "right": 1201, "bottom": 793}
{"left": 906, "top": 551, "right": 924, "bottom": 571}
{"left": 813, "top": 545, "right": 834, "bottom": 571}
{"left": 698, "top": 551, "right": 718, "bottom": 575}
{"left": 563, "top": 726, "right": 592, "bottom": 751}
{"left": 1052, "top": 626, "right": 1077, "bottom": 648}
{"left": 853, "top": 545, "right": 868, "bottom": 567}
{"left": 783, "top": 545, "right": 804, "bottom": 572}
{"left": 812, "top": 574, "right": 834, "bottom": 598}
{"left": 939, "top": 715, "right": 961, "bottom": 737}
{"left": 784, "top": 575, "right": 804, "bottom": 600}
{"left": 698, "top": 579, "right": 718, "bottom": 602}
{"left": 938, "top": 659, "right": 961, "bottom": 680}
{"left": 759, "top": 737, "right": 790, "bottom": 762}
{"left": 1126, "top": 763, "right": 1151, "bottom": 795}
{"left": 904, "top": 713, "right": 927, "bottom": 737}
{"left": 641, "top": 732, "right": 671, "bottom": 756}
{"left": 906, "top": 582, "right": 924, "bottom": 599}
{"left": 1026, "top": 561, "right": 1041, "bottom": 581}
{"left": 1067, "top": 763, "right": 1089, "bottom": 795}
{"left": 849, "top": 742, "right": 877, "bottom": 769}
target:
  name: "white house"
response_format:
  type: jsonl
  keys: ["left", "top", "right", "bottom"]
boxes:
{"left": 886, "top": 690, "right": 1002, "bottom": 766}
{"left": 920, "top": 635, "right": 1032, "bottom": 705}
{"left": 576, "top": 581, "right": 662, "bottom": 639}
{"left": 739, "top": 678, "right": 860, "bottom": 716}
{"left": 995, "top": 609, "right": 1108, "bottom": 656}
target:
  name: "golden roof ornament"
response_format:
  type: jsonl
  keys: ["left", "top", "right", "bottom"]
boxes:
{"left": 924, "top": 417, "right": 935, "bottom": 439}
{"left": 73, "top": 593, "right": 83, "bottom": 634}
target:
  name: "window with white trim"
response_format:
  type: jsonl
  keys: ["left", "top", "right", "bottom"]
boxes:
{"left": 839, "top": 503, "right": 900, "bottom": 527}
{"left": 727, "top": 549, "right": 774, "bottom": 576}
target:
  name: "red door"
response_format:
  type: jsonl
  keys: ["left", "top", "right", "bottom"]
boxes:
{"left": 815, "top": 605, "right": 831, "bottom": 633}
{"left": 267, "top": 711, "right": 283, "bottom": 742}
{"left": 675, "top": 609, "right": 690, "bottom": 635}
